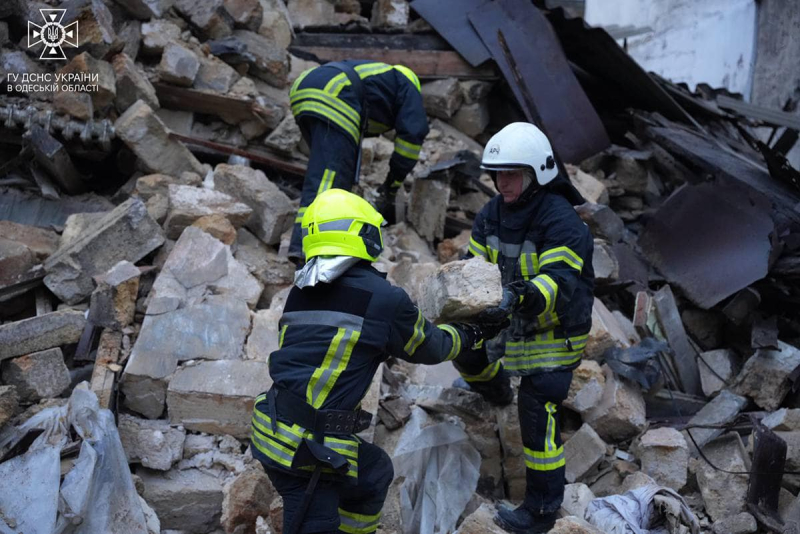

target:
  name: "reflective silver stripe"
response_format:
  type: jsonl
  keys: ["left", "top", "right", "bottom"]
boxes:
{"left": 317, "top": 219, "right": 354, "bottom": 232}
{"left": 525, "top": 450, "right": 565, "bottom": 466}
{"left": 281, "top": 311, "right": 364, "bottom": 331}
{"left": 521, "top": 240, "right": 537, "bottom": 253}
{"left": 310, "top": 329, "right": 355, "bottom": 405}
{"left": 326, "top": 438, "right": 358, "bottom": 455}
{"left": 486, "top": 236, "right": 521, "bottom": 258}
{"left": 252, "top": 432, "right": 295, "bottom": 464}
{"left": 339, "top": 514, "right": 381, "bottom": 532}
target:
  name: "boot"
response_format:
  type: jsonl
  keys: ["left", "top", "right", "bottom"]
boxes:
{"left": 452, "top": 371, "right": 513, "bottom": 407}
{"left": 494, "top": 504, "right": 557, "bottom": 534}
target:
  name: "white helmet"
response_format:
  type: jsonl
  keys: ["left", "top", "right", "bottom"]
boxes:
{"left": 481, "top": 122, "right": 558, "bottom": 185}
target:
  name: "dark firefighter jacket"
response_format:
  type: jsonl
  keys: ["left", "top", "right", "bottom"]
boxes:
{"left": 467, "top": 181, "right": 595, "bottom": 375}
{"left": 289, "top": 60, "right": 430, "bottom": 184}
{"left": 251, "top": 263, "right": 468, "bottom": 482}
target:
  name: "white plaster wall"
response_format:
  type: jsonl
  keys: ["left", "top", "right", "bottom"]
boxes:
{"left": 585, "top": 0, "right": 757, "bottom": 97}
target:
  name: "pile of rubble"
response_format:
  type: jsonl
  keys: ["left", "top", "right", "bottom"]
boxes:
{"left": 2, "top": 0, "right": 800, "bottom": 533}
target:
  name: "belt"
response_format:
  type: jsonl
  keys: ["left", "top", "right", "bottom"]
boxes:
{"left": 267, "top": 387, "right": 373, "bottom": 438}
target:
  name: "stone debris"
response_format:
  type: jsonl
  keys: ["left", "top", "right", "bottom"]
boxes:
{"left": 453, "top": 503, "right": 506, "bottom": 534}
{"left": 733, "top": 340, "right": 800, "bottom": 411}
{"left": 564, "top": 423, "right": 607, "bottom": 484}
{"left": 0, "top": 385, "right": 20, "bottom": 428}
{"left": 1, "top": 348, "right": 71, "bottom": 402}
{"left": 0, "top": 310, "right": 86, "bottom": 361}
{"left": 711, "top": 512, "right": 757, "bottom": 534}
{"left": 118, "top": 413, "right": 186, "bottom": 471}
{"left": 88, "top": 260, "right": 141, "bottom": 330}
{"left": 139, "top": 467, "right": 225, "bottom": 533}
{"left": 418, "top": 257, "right": 502, "bottom": 323}
{"left": 632, "top": 427, "right": 689, "bottom": 491}
{"left": 561, "top": 483, "right": 596, "bottom": 520}
{"left": 693, "top": 433, "right": 749, "bottom": 522}
{"left": 697, "top": 348, "right": 736, "bottom": 398}
{"left": 221, "top": 469, "right": 275, "bottom": 534}
{"left": 583, "top": 365, "right": 646, "bottom": 443}
{"left": 164, "top": 184, "right": 253, "bottom": 239}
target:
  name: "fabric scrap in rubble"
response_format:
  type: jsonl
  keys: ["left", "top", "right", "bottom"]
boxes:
{"left": 585, "top": 484, "right": 700, "bottom": 534}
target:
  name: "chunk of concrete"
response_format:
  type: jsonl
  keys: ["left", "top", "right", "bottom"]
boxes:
{"left": 167, "top": 360, "right": 272, "bottom": 438}
{"left": 421, "top": 78, "right": 463, "bottom": 119}
{"left": 733, "top": 340, "right": 800, "bottom": 411}
{"left": 221, "top": 469, "right": 275, "bottom": 534}
{"left": 0, "top": 386, "right": 19, "bottom": 428}
{"left": 209, "top": 248, "right": 264, "bottom": 308}
{"left": 60, "top": 212, "right": 107, "bottom": 249}
{"left": 0, "top": 237, "right": 36, "bottom": 287}
{"left": 139, "top": 467, "right": 224, "bottom": 533}
{"left": 384, "top": 222, "right": 438, "bottom": 263}
{"left": 551, "top": 517, "right": 604, "bottom": 534}
{"left": 113, "top": 52, "right": 159, "bottom": 113}
{"left": 213, "top": 164, "right": 294, "bottom": 245}
{"left": 584, "top": 365, "right": 646, "bottom": 443}
{"left": 264, "top": 114, "right": 302, "bottom": 154}
{"left": 223, "top": 0, "right": 263, "bottom": 29}
{"left": 682, "top": 389, "right": 748, "bottom": 451}
{"left": 565, "top": 423, "right": 607, "bottom": 484}
{"left": 698, "top": 348, "right": 736, "bottom": 398}
{"left": 234, "top": 229, "right": 293, "bottom": 305}
{"left": 1, "top": 348, "right": 71, "bottom": 402}
{"left": 694, "top": 433, "right": 749, "bottom": 522}
{"left": 246, "top": 307, "right": 281, "bottom": 362}
{"left": 175, "top": 0, "right": 235, "bottom": 39}
{"left": 0, "top": 310, "right": 86, "bottom": 361}
{"left": 44, "top": 198, "right": 164, "bottom": 304}
{"left": 619, "top": 471, "right": 657, "bottom": 493}
{"left": 711, "top": 512, "right": 757, "bottom": 534}
{"left": 575, "top": 202, "right": 624, "bottom": 243}
{"left": 418, "top": 257, "right": 502, "bottom": 323}
{"left": 141, "top": 19, "right": 182, "bottom": 55}
{"left": 565, "top": 360, "right": 605, "bottom": 415}
{"left": 164, "top": 185, "right": 253, "bottom": 240}
{"left": 762, "top": 408, "right": 800, "bottom": 431}
{"left": 195, "top": 54, "right": 240, "bottom": 93}
{"left": 89, "top": 260, "right": 141, "bottom": 330}
{"left": 116, "top": 100, "right": 205, "bottom": 177}
{"left": 370, "top": 0, "right": 408, "bottom": 27}
{"left": 53, "top": 90, "right": 93, "bottom": 120}
{"left": 585, "top": 298, "right": 633, "bottom": 361}
{"left": 633, "top": 427, "right": 688, "bottom": 491}
{"left": 158, "top": 43, "right": 200, "bottom": 87}
{"left": 561, "top": 483, "right": 595, "bottom": 520}
{"left": 118, "top": 414, "right": 186, "bottom": 471}
{"left": 192, "top": 214, "right": 237, "bottom": 245}
{"left": 388, "top": 259, "right": 439, "bottom": 306}
{"left": 592, "top": 240, "right": 619, "bottom": 284}
{"left": 287, "top": 0, "right": 335, "bottom": 29}
{"left": 122, "top": 297, "right": 251, "bottom": 418}
{"left": 58, "top": 53, "right": 116, "bottom": 110}
{"left": 453, "top": 503, "right": 506, "bottom": 534}
{"left": 229, "top": 30, "right": 289, "bottom": 88}
{"left": 408, "top": 177, "right": 450, "bottom": 242}
{"left": 569, "top": 167, "right": 609, "bottom": 205}
{"left": 0, "top": 221, "right": 59, "bottom": 261}
{"left": 449, "top": 102, "right": 489, "bottom": 139}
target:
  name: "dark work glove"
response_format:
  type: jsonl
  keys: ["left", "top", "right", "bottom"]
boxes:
{"left": 375, "top": 171, "right": 404, "bottom": 225}
{"left": 452, "top": 317, "right": 510, "bottom": 349}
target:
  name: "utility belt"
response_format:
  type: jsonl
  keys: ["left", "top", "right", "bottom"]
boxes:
{"left": 266, "top": 387, "right": 373, "bottom": 440}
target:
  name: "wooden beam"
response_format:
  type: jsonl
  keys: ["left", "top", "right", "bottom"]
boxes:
{"left": 90, "top": 329, "right": 121, "bottom": 410}
{"left": 289, "top": 46, "right": 497, "bottom": 79}
{"left": 153, "top": 83, "right": 284, "bottom": 128}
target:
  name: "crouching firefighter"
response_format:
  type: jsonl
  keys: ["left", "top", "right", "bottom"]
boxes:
{"left": 251, "top": 188, "right": 506, "bottom": 534}
{"left": 288, "top": 60, "right": 429, "bottom": 264}
{"left": 453, "top": 123, "right": 595, "bottom": 533}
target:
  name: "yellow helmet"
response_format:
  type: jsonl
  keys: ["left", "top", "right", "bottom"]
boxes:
{"left": 394, "top": 64, "right": 421, "bottom": 93}
{"left": 302, "top": 189, "right": 385, "bottom": 261}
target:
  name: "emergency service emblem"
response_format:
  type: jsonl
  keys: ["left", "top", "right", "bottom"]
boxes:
{"left": 28, "top": 9, "right": 79, "bottom": 60}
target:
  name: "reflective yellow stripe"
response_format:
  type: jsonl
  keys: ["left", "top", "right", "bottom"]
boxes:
{"left": 290, "top": 88, "right": 360, "bottom": 126}
{"left": 295, "top": 206, "right": 306, "bottom": 224}
{"left": 339, "top": 508, "right": 381, "bottom": 534}
{"left": 291, "top": 102, "right": 360, "bottom": 143}
{"left": 325, "top": 72, "right": 350, "bottom": 95}
{"left": 545, "top": 402, "right": 557, "bottom": 451}
{"left": 539, "top": 246, "right": 584, "bottom": 272}
{"left": 368, "top": 119, "right": 390, "bottom": 134}
{"left": 404, "top": 309, "right": 426, "bottom": 356}
{"left": 437, "top": 324, "right": 461, "bottom": 361}
{"left": 519, "top": 252, "right": 539, "bottom": 281}
{"left": 393, "top": 64, "right": 421, "bottom": 92}
{"left": 355, "top": 62, "right": 392, "bottom": 78}
{"left": 278, "top": 325, "right": 288, "bottom": 348}
{"left": 487, "top": 246, "right": 499, "bottom": 263}
{"left": 462, "top": 360, "right": 501, "bottom": 382}
{"left": 469, "top": 237, "right": 488, "bottom": 259}
{"left": 290, "top": 67, "right": 315, "bottom": 95}
{"left": 315, "top": 330, "right": 360, "bottom": 408}
{"left": 524, "top": 445, "right": 565, "bottom": 471}
{"left": 307, "top": 328, "right": 345, "bottom": 407}
{"left": 394, "top": 137, "right": 421, "bottom": 160}
{"left": 317, "top": 168, "right": 337, "bottom": 195}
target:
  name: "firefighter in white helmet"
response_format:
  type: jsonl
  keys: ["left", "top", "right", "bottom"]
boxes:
{"left": 453, "top": 122, "right": 595, "bottom": 533}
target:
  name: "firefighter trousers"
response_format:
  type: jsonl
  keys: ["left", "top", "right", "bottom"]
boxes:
{"left": 260, "top": 440, "right": 393, "bottom": 534}
{"left": 454, "top": 349, "right": 573, "bottom": 514}
{"left": 289, "top": 115, "right": 360, "bottom": 259}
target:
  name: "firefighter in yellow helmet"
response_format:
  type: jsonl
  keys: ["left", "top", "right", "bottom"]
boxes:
{"left": 251, "top": 189, "right": 506, "bottom": 534}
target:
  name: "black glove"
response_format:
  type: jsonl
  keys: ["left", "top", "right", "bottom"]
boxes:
{"left": 375, "top": 171, "right": 404, "bottom": 225}
{"left": 452, "top": 317, "right": 510, "bottom": 349}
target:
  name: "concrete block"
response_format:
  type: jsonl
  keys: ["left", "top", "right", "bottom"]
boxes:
{"left": 418, "top": 257, "right": 502, "bottom": 323}
{"left": 698, "top": 348, "right": 736, "bottom": 398}
{"left": 564, "top": 423, "right": 607, "bottom": 484}
{"left": 167, "top": 360, "right": 272, "bottom": 438}
{"left": 58, "top": 53, "right": 116, "bottom": 110}
{"left": 421, "top": 78, "right": 463, "bottom": 119}
{"left": 174, "top": 0, "right": 235, "bottom": 39}
{"left": 53, "top": 90, "right": 93, "bottom": 120}
{"left": 734, "top": 340, "right": 800, "bottom": 410}
{"left": 0, "top": 310, "right": 85, "bottom": 361}
{"left": 113, "top": 52, "right": 159, "bottom": 113}
{"left": 158, "top": 43, "right": 200, "bottom": 87}
{"left": 634, "top": 427, "right": 689, "bottom": 490}
{"left": 561, "top": 483, "right": 595, "bottom": 520}
{"left": 408, "top": 177, "right": 450, "bottom": 242}
{"left": 221, "top": 469, "right": 274, "bottom": 534}
{"left": 592, "top": 239, "right": 619, "bottom": 284}
{"left": 44, "top": 198, "right": 164, "bottom": 304}
{"left": 712, "top": 512, "right": 757, "bottom": 534}
{"left": 565, "top": 360, "right": 605, "bottom": 415}
{"left": 230, "top": 30, "right": 289, "bottom": 88}
{"left": 0, "top": 221, "right": 59, "bottom": 261}
{"left": 569, "top": 167, "right": 609, "bottom": 205}
{"left": 192, "top": 214, "right": 237, "bottom": 245}
{"left": 141, "top": 19, "right": 182, "bottom": 55}
{"left": 213, "top": 164, "right": 294, "bottom": 245}
{"left": 453, "top": 503, "right": 506, "bottom": 534}
{"left": 195, "top": 54, "right": 240, "bottom": 93}
{"left": 584, "top": 365, "right": 646, "bottom": 443}
{"left": 695, "top": 433, "right": 749, "bottom": 522}
{"left": 118, "top": 414, "right": 186, "bottom": 471}
{"left": 575, "top": 202, "right": 624, "bottom": 243}
{"left": 762, "top": 408, "right": 800, "bottom": 431}
{"left": 0, "top": 386, "right": 19, "bottom": 428}
{"left": 683, "top": 390, "right": 748, "bottom": 450}
{"left": 164, "top": 184, "right": 252, "bottom": 240}
{"left": 287, "top": 0, "right": 335, "bottom": 29}
{"left": 1, "top": 348, "right": 71, "bottom": 402}
{"left": 116, "top": 101, "right": 205, "bottom": 176}
{"left": 140, "top": 467, "right": 224, "bottom": 533}
{"left": 89, "top": 260, "right": 141, "bottom": 330}
{"left": 449, "top": 102, "right": 489, "bottom": 139}
{"left": 0, "top": 237, "right": 35, "bottom": 287}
